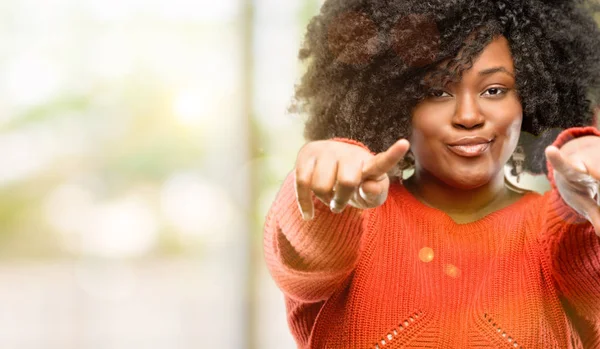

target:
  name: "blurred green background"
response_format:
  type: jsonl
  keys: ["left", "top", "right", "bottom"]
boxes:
{"left": 0, "top": 0, "right": 321, "bottom": 348}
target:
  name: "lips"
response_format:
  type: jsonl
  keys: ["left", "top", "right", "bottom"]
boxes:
{"left": 448, "top": 136, "right": 493, "bottom": 146}
{"left": 447, "top": 142, "right": 491, "bottom": 157}
{"left": 446, "top": 136, "right": 493, "bottom": 157}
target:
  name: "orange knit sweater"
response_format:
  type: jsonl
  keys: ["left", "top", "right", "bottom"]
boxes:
{"left": 263, "top": 127, "right": 600, "bottom": 349}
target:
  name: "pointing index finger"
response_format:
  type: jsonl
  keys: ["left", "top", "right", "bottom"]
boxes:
{"left": 362, "top": 139, "right": 410, "bottom": 180}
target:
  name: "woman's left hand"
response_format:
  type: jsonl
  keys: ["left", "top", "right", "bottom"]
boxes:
{"left": 546, "top": 135, "right": 600, "bottom": 236}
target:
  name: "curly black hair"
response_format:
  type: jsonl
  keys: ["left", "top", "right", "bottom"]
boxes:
{"left": 292, "top": 0, "right": 600, "bottom": 176}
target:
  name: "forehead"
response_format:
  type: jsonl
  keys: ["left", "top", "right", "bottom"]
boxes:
{"left": 423, "top": 35, "right": 515, "bottom": 86}
{"left": 470, "top": 36, "right": 514, "bottom": 73}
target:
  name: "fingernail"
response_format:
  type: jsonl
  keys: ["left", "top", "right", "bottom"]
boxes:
{"left": 359, "top": 186, "right": 377, "bottom": 201}
{"left": 329, "top": 199, "right": 343, "bottom": 213}
{"left": 359, "top": 186, "right": 368, "bottom": 200}
{"left": 302, "top": 211, "right": 313, "bottom": 220}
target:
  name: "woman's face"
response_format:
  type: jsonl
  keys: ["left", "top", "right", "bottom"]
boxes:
{"left": 410, "top": 36, "right": 522, "bottom": 189}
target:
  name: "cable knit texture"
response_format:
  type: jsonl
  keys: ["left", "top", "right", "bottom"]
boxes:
{"left": 263, "top": 127, "right": 600, "bottom": 349}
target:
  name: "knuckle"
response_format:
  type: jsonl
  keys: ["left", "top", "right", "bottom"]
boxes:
{"left": 337, "top": 160, "right": 363, "bottom": 183}
{"left": 336, "top": 176, "right": 360, "bottom": 188}
{"left": 296, "top": 153, "right": 316, "bottom": 171}
{"left": 311, "top": 185, "right": 331, "bottom": 197}
{"left": 295, "top": 176, "right": 311, "bottom": 189}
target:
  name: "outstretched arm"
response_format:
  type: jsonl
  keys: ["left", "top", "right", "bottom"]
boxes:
{"left": 543, "top": 126, "right": 600, "bottom": 323}
{"left": 263, "top": 138, "right": 409, "bottom": 302}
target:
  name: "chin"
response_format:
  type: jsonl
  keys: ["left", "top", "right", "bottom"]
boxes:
{"left": 444, "top": 170, "right": 492, "bottom": 190}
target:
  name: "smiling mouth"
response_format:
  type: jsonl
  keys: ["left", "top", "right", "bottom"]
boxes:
{"left": 447, "top": 141, "right": 492, "bottom": 157}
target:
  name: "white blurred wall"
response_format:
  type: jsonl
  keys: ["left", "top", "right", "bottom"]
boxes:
{"left": 0, "top": 0, "right": 309, "bottom": 348}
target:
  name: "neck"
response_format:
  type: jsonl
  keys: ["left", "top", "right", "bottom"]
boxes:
{"left": 404, "top": 167, "right": 511, "bottom": 218}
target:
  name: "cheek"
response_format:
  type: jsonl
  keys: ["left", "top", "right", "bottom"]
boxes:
{"left": 409, "top": 127, "right": 444, "bottom": 160}
{"left": 485, "top": 98, "right": 522, "bottom": 146}
{"left": 510, "top": 116, "right": 522, "bottom": 134}
{"left": 409, "top": 109, "right": 448, "bottom": 144}
{"left": 501, "top": 111, "right": 523, "bottom": 149}
{"left": 493, "top": 99, "right": 522, "bottom": 132}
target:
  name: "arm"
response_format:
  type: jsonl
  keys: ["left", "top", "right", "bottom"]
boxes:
{"left": 263, "top": 171, "right": 371, "bottom": 302}
{"left": 542, "top": 126, "right": 600, "bottom": 322}
{"left": 263, "top": 137, "right": 409, "bottom": 302}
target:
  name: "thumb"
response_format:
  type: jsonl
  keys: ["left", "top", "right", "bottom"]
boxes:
{"left": 360, "top": 177, "right": 388, "bottom": 201}
{"left": 347, "top": 176, "right": 389, "bottom": 209}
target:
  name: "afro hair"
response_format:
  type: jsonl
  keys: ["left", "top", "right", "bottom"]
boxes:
{"left": 292, "top": 0, "right": 600, "bottom": 176}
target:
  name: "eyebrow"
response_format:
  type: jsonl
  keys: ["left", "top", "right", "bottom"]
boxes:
{"left": 478, "top": 67, "right": 514, "bottom": 77}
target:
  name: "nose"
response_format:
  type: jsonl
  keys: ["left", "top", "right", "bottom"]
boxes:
{"left": 452, "top": 94, "right": 484, "bottom": 130}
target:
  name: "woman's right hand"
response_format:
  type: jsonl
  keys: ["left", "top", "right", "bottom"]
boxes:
{"left": 294, "top": 138, "right": 411, "bottom": 220}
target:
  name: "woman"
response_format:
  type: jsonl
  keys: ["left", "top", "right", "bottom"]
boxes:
{"left": 263, "top": 0, "right": 600, "bottom": 347}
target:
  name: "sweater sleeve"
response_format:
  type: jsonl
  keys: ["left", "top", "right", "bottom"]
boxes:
{"left": 542, "top": 126, "right": 600, "bottom": 323}
{"left": 262, "top": 138, "right": 374, "bottom": 302}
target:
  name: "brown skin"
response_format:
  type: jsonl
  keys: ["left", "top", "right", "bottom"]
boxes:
{"left": 294, "top": 138, "right": 409, "bottom": 220}
{"left": 295, "top": 35, "right": 600, "bottom": 230}
{"left": 404, "top": 36, "right": 524, "bottom": 223}
{"left": 547, "top": 136, "right": 600, "bottom": 236}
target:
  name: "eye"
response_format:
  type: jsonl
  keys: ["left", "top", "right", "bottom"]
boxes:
{"left": 428, "top": 89, "right": 451, "bottom": 98}
{"left": 482, "top": 87, "right": 507, "bottom": 97}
